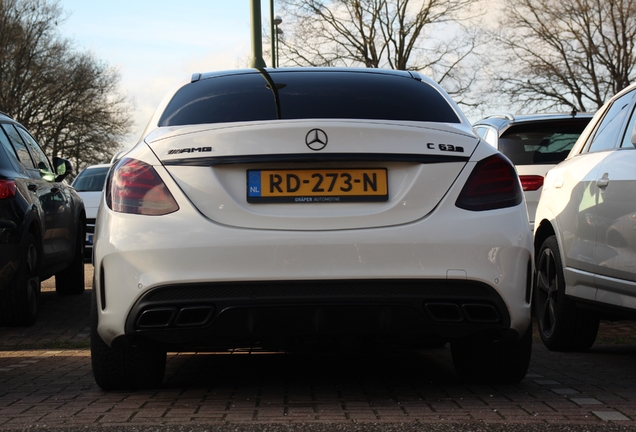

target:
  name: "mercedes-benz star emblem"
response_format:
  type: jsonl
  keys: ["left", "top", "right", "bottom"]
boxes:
{"left": 305, "top": 129, "right": 328, "bottom": 151}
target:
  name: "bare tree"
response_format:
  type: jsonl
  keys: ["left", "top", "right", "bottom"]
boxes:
{"left": 490, "top": 0, "right": 636, "bottom": 113}
{"left": 0, "top": 0, "right": 132, "bottom": 171}
{"left": 276, "top": 0, "right": 485, "bottom": 101}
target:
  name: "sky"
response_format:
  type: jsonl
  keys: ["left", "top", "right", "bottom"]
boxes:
{"left": 59, "top": 1, "right": 259, "bottom": 150}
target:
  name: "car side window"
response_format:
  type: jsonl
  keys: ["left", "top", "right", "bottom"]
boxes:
{"left": 620, "top": 104, "right": 636, "bottom": 149}
{"left": 0, "top": 126, "right": 18, "bottom": 160}
{"left": 586, "top": 90, "right": 635, "bottom": 153}
{"left": 0, "top": 124, "right": 35, "bottom": 169}
{"left": 16, "top": 125, "right": 54, "bottom": 176}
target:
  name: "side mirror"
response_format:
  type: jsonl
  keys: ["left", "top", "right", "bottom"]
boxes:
{"left": 631, "top": 123, "right": 636, "bottom": 148}
{"left": 52, "top": 157, "right": 73, "bottom": 182}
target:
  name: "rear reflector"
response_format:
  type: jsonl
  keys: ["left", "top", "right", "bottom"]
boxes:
{"left": 0, "top": 180, "right": 17, "bottom": 199}
{"left": 456, "top": 154, "right": 523, "bottom": 211}
{"left": 519, "top": 175, "right": 544, "bottom": 191}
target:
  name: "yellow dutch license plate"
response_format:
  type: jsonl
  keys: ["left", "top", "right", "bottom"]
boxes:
{"left": 247, "top": 168, "right": 388, "bottom": 203}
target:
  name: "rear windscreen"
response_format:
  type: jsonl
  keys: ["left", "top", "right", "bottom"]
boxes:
{"left": 72, "top": 167, "right": 109, "bottom": 191}
{"left": 158, "top": 71, "right": 460, "bottom": 126}
{"left": 498, "top": 120, "right": 591, "bottom": 165}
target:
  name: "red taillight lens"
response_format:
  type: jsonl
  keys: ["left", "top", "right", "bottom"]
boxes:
{"left": 107, "top": 158, "right": 179, "bottom": 215}
{"left": 519, "top": 175, "right": 544, "bottom": 191}
{"left": 0, "top": 180, "right": 17, "bottom": 199}
{"left": 456, "top": 154, "right": 523, "bottom": 211}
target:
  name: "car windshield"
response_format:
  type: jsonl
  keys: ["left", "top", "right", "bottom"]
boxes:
{"left": 158, "top": 70, "right": 460, "bottom": 126}
{"left": 72, "top": 166, "right": 109, "bottom": 191}
{"left": 498, "top": 119, "right": 591, "bottom": 165}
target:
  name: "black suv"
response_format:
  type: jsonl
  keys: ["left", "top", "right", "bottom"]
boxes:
{"left": 0, "top": 112, "right": 85, "bottom": 326}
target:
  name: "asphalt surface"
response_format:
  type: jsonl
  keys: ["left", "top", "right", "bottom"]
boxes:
{"left": 1, "top": 265, "right": 636, "bottom": 431}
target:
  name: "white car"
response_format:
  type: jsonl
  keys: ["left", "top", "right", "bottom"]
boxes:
{"left": 91, "top": 68, "right": 533, "bottom": 390}
{"left": 474, "top": 113, "right": 593, "bottom": 230}
{"left": 534, "top": 83, "right": 636, "bottom": 351}
{"left": 71, "top": 164, "right": 110, "bottom": 260}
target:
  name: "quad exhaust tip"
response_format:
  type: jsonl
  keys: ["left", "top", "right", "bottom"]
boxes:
{"left": 136, "top": 306, "right": 215, "bottom": 329}
{"left": 424, "top": 302, "right": 500, "bottom": 323}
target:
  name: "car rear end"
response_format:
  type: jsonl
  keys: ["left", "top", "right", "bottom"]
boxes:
{"left": 0, "top": 159, "right": 23, "bottom": 292}
{"left": 91, "top": 68, "right": 534, "bottom": 388}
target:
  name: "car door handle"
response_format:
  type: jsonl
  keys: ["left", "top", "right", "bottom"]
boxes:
{"left": 27, "top": 184, "right": 38, "bottom": 191}
{"left": 597, "top": 173, "right": 610, "bottom": 189}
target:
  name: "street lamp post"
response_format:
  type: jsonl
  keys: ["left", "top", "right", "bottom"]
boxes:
{"left": 249, "top": 0, "right": 266, "bottom": 69}
{"left": 274, "top": 15, "right": 282, "bottom": 68}
{"left": 270, "top": 0, "right": 275, "bottom": 68}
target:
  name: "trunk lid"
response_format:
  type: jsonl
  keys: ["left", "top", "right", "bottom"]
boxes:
{"left": 150, "top": 120, "right": 478, "bottom": 230}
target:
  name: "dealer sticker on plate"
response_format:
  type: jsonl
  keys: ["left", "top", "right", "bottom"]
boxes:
{"left": 247, "top": 168, "right": 388, "bottom": 203}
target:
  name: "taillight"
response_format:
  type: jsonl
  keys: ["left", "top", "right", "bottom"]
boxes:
{"left": 519, "top": 175, "right": 544, "bottom": 191}
{"left": 0, "top": 180, "right": 17, "bottom": 199}
{"left": 107, "top": 158, "right": 179, "bottom": 215}
{"left": 456, "top": 154, "right": 523, "bottom": 211}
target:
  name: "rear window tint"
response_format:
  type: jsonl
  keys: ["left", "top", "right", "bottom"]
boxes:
{"left": 498, "top": 120, "right": 591, "bottom": 165}
{"left": 158, "top": 71, "right": 460, "bottom": 126}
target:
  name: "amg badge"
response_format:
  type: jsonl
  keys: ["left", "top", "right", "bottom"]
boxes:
{"left": 167, "top": 147, "right": 213, "bottom": 155}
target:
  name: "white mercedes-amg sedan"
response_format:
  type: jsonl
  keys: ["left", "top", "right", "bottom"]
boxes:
{"left": 90, "top": 68, "right": 533, "bottom": 390}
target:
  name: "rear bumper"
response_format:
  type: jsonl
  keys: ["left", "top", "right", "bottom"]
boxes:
{"left": 122, "top": 279, "right": 516, "bottom": 350}
{"left": 93, "top": 196, "right": 534, "bottom": 348}
{"left": 0, "top": 226, "right": 22, "bottom": 292}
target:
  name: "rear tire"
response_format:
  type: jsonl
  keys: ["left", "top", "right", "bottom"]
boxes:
{"left": 55, "top": 222, "right": 85, "bottom": 295}
{"left": 90, "top": 291, "right": 166, "bottom": 391}
{"left": 0, "top": 234, "right": 40, "bottom": 326}
{"left": 451, "top": 325, "right": 532, "bottom": 384}
{"left": 534, "top": 235, "right": 599, "bottom": 351}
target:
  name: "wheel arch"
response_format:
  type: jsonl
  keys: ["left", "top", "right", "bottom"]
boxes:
{"left": 534, "top": 219, "right": 556, "bottom": 261}
{"left": 532, "top": 219, "right": 556, "bottom": 315}
{"left": 24, "top": 215, "right": 43, "bottom": 273}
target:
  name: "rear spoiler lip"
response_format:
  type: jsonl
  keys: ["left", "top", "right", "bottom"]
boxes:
{"left": 162, "top": 153, "right": 471, "bottom": 167}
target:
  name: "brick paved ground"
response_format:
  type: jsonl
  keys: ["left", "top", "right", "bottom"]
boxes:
{"left": 0, "top": 265, "right": 635, "bottom": 431}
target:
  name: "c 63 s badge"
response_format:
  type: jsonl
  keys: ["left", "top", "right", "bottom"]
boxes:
{"left": 427, "top": 143, "right": 464, "bottom": 153}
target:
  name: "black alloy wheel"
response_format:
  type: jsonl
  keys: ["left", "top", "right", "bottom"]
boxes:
{"left": 534, "top": 235, "right": 599, "bottom": 351}
{"left": 535, "top": 238, "right": 559, "bottom": 341}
